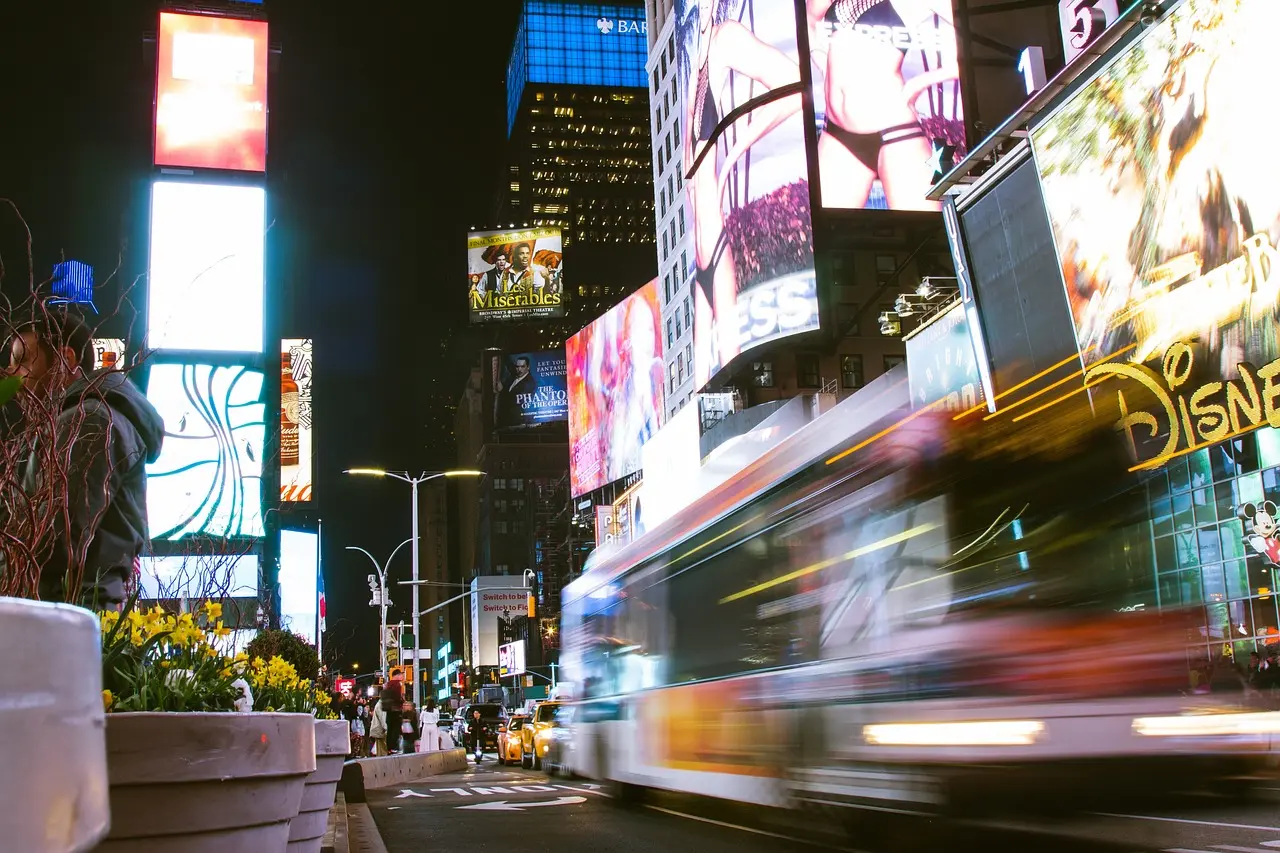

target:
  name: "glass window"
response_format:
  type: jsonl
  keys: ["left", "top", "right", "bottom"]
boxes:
{"left": 495, "top": 521, "right": 508, "bottom": 534}
{"left": 841, "top": 355, "right": 863, "bottom": 389}
{"left": 678, "top": 206, "right": 685, "bottom": 237}
{"left": 883, "top": 354, "right": 906, "bottom": 373}
{"left": 796, "top": 353, "right": 820, "bottom": 388}
{"left": 875, "top": 254, "right": 896, "bottom": 274}
{"left": 512, "top": 478, "right": 523, "bottom": 491}
{"left": 680, "top": 251, "right": 688, "bottom": 281}
{"left": 1151, "top": 498, "right": 1173, "bottom": 537}
{"left": 494, "top": 479, "right": 507, "bottom": 490}
{"left": 752, "top": 361, "right": 774, "bottom": 388}
{"left": 666, "top": 319, "right": 674, "bottom": 348}
{"left": 1239, "top": 471, "right": 1265, "bottom": 506}
{"left": 1215, "top": 480, "right": 1238, "bottom": 522}
{"left": 1172, "top": 490, "right": 1194, "bottom": 532}
{"left": 1193, "top": 488, "right": 1217, "bottom": 526}
{"left": 1259, "top": 427, "right": 1280, "bottom": 469}
{"left": 1147, "top": 471, "right": 1170, "bottom": 500}
{"left": 1168, "top": 458, "right": 1191, "bottom": 494}
{"left": 1202, "top": 561, "right": 1227, "bottom": 602}
{"left": 1224, "top": 559, "right": 1251, "bottom": 600}
{"left": 1174, "top": 530, "right": 1199, "bottom": 569}
{"left": 1188, "top": 448, "right": 1213, "bottom": 490}
{"left": 1153, "top": 535, "right": 1175, "bottom": 573}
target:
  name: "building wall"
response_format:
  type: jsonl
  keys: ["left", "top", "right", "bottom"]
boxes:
{"left": 419, "top": 482, "right": 450, "bottom": 680}
{"left": 645, "top": 10, "right": 696, "bottom": 422}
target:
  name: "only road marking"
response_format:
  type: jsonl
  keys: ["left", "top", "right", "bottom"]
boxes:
{"left": 457, "top": 796, "right": 586, "bottom": 812}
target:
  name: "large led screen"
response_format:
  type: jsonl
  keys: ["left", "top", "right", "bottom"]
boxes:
{"left": 809, "top": 0, "right": 965, "bottom": 210}
{"left": 904, "top": 300, "right": 984, "bottom": 412}
{"left": 155, "top": 12, "right": 269, "bottom": 172}
{"left": 495, "top": 351, "right": 568, "bottom": 430}
{"left": 145, "top": 363, "right": 265, "bottom": 540}
{"left": 280, "top": 338, "right": 313, "bottom": 502}
{"left": 138, "top": 554, "right": 259, "bottom": 600}
{"left": 567, "top": 279, "right": 665, "bottom": 496}
{"left": 675, "top": 0, "right": 818, "bottom": 388}
{"left": 468, "top": 227, "right": 565, "bottom": 323}
{"left": 1033, "top": 0, "right": 1280, "bottom": 374}
{"left": 279, "top": 529, "right": 318, "bottom": 645}
{"left": 147, "top": 181, "right": 265, "bottom": 353}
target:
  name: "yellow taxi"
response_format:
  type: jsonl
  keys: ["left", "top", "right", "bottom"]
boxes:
{"left": 497, "top": 713, "right": 527, "bottom": 766}
{"left": 521, "top": 701, "right": 562, "bottom": 770}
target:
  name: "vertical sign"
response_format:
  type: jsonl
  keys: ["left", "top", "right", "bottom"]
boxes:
{"left": 1059, "top": 0, "right": 1120, "bottom": 65}
{"left": 280, "top": 339, "right": 313, "bottom": 501}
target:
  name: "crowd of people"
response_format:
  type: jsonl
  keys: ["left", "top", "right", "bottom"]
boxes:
{"left": 332, "top": 681, "right": 455, "bottom": 757}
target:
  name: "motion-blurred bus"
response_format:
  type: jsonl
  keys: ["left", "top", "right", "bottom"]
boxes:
{"left": 560, "top": 366, "right": 1277, "bottom": 820}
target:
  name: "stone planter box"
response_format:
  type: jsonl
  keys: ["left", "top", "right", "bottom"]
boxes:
{"left": 0, "top": 598, "right": 109, "bottom": 853}
{"left": 287, "top": 719, "right": 351, "bottom": 853}
{"left": 94, "top": 712, "right": 316, "bottom": 852}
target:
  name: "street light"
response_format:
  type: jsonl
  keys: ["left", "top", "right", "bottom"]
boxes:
{"left": 344, "top": 468, "right": 485, "bottom": 708}
{"left": 346, "top": 539, "right": 413, "bottom": 678}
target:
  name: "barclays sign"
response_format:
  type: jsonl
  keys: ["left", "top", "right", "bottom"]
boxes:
{"left": 596, "top": 16, "right": 647, "bottom": 34}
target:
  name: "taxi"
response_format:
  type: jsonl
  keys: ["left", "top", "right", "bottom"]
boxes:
{"left": 497, "top": 713, "right": 527, "bottom": 766}
{"left": 521, "top": 701, "right": 564, "bottom": 770}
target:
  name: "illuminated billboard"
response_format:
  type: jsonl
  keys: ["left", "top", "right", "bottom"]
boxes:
{"left": 279, "top": 529, "right": 319, "bottom": 645}
{"left": 498, "top": 640, "right": 527, "bottom": 678}
{"left": 280, "top": 339, "right": 313, "bottom": 502}
{"left": 1033, "top": 0, "right": 1280, "bottom": 373}
{"left": 92, "top": 338, "right": 126, "bottom": 371}
{"left": 675, "top": 0, "right": 818, "bottom": 388}
{"left": 138, "top": 554, "right": 259, "bottom": 600}
{"left": 155, "top": 12, "right": 269, "bottom": 172}
{"left": 809, "top": 0, "right": 965, "bottom": 210}
{"left": 147, "top": 181, "right": 265, "bottom": 353}
{"left": 495, "top": 351, "right": 567, "bottom": 430}
{"left": 904, "top": 301, "right": 984, "bottom": 412}
{"left": 1031, "top": 0, "right": 1280, "bottom": 466}
{"left": 145, "top": 363, "right": 265, "bottom": 540}
{"left": 567, "top": 279, "right": 665, "bottom": 496}
{"left": 468, "top": 228, "right": 564, "bottom": 323}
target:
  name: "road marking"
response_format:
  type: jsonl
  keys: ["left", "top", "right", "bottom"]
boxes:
{"left": 510, "top": 784, "right": 557, "bottom": 792}
{"left": 1261, "top": 844, "right": 1280, "bottom": 849}
{"left": 554, "top": 783, "right": 611, "bottom": 797}
{"left": 457, "top": 796, "right": 586, "bottom": 812}
{"left": 387, "top": 806, "right": 401, "bottom": 811}
{"left": 1213, "top": 846, "right": 1280, "bottom": 853}
{"left": 643, "top": 805, "right": 860, "bottom": 852}
{"left": 1164, "top": 848, "right": 1217, "bottom": 853}
{"left": 430, "top": 788, "right": 473, "bottom": 796}
{"left": 469, "top": 786, "right": 515, "bottom": 795}
{"left": 1096, "top": 814, "right": 1280, "bottom": 833}
{"left": 393, "top": 789, "right": 432, "bottom": 799}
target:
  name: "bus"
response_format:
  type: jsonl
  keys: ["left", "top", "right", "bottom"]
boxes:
{"left": 560, "top": 367, "right": 1277, "bottom": 818}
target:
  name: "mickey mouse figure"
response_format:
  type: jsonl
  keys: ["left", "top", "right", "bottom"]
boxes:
{"left": 1239, "top": 501, "right": 1280, "bottom": 568}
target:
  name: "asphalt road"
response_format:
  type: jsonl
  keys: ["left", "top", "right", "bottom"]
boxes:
{"left": 366, "top": 756, "right": 1280, "bottom": 853}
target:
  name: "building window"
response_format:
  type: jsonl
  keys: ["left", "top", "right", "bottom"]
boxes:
{"left": 662, "top": 231, "right": 668, "bottom": 259}
{"left": 683, "top": 297, "right": 691, "bottom": 330}
{"left": 841, "top": 355, "right": 864, "bottom": 389}
{"left": 752, "top": 361, "right": 774, "bottom": 388}
{"left": 496, "top": 563, "right": 509, "bottom": 575}
{"left": 797, "top": 353, "right": 821, "bottom": 388}
{"left": 678, "top": 206, "right": 685, "bottom": 237}
{"left": 494, "top": 521, "right": 509, "bottom": 534}
{"left": 667, "top": 319, "right": 674, "bottom": 348}
{"left": 511, "top": 478, "right": 524, "bottom": 491}
{"left": 493, "top": 479, "right": 507, "bottom": 490}
{"left": 664, "top": 273, "right": 671, "bottom": 303}
{"left": 677, "top": 351, "right": 684, "bottom": 380}
{"left": 512, "top": 520, "right": 526, "bottom": 535}
{"left": 681, "top": 251, "right": 688, "bottom": 281}
{"left": 686, "top": 343, "right": 692, "bottom": 366}
{"left": 884, "top": 354, "right": 906, "bottom": 373}
{"left": 494, "top": 499, "right": 507, "bottom": 513}
{"left": 876, "top": 254, "right": 897, "bottom": 275}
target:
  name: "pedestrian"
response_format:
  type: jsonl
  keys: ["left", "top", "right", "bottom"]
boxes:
{"left": 3, "top": 305, "right": 164, "bottom": 608}
{"left": 467, "top": 708, "right": 485, "bottom": 764}
{"left": 382, "top": 679, "right": 404, "bottom": 753}
{"left": 419, "top": 699, "right": 440, "bottom": 752}
{"left": 368, "top": 698, "right": 387, "bottom": 757}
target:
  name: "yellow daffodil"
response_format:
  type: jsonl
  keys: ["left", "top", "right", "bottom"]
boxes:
{"left": 99, "top": 610, "right": 120, "bottom": 636}
{"left": 102, "top": 690, "right": 112, "bottom": 711}
{"left": 212, "top": 620, "right": 232, "bottom": 639}
{"left": 202, "top": 601, "right": 222, "bottom": 622}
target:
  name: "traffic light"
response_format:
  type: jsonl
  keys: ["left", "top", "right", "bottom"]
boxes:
{"left": 527, "top": 592, "right": 536, "bottom": 618}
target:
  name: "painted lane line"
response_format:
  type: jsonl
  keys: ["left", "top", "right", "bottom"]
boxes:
{"left": 1095, "top": 814, "right": 1280, "bottom": 833}
{"left": 1164, "top": 848, "right": 1218, "bottom": 853}
{"left": 1213, "top": 846, "right": 1280, "bottom": 853}
{"left": 554, "top": 783, "right": 612, "bottom": 797}
{"left": 643, "top": 804, "right": 862, "bottom": 852}
{"left": 1260, "top": 844, "right": 1280, "bottom": 849}
{"left": 457, "top": 796, "right": 586, "bottom": 812}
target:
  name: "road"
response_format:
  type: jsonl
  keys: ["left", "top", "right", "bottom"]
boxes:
{"left": 365, "top": 756, "right": 1280, "bottom": 853}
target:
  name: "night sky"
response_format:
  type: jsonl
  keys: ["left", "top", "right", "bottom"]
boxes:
{"left": 0, "top": 0, "right": 522, "bottom": 669}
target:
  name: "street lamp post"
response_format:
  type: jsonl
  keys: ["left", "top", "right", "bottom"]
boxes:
{"left": 345, "top": 468, "right": 483, "bottom": 709}
{"left": 345, "top": 539, "right": 413, "bottom": 678}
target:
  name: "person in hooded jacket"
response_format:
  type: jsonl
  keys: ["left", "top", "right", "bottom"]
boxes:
{"left": 3, "top": 306, "right": 164, "bottom": 609}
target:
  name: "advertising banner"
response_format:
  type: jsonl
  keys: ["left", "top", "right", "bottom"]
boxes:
{"left": 567, "top": 279, "right": 666, "bottom": 496}
{"left": 467, "top": 228, "right": 565, "bottom": 323}
{"left": 155, "top": 12, "right": 268, "bottom": 172}
{"left": 904, "top": 301, "right": 984, "bottom": 412}
{"left": 280, "top": 339, "right": 313, "bottom": 501}
{"left": 498, "top": 640, "right": 527, "bottom": 678}
{"left": 92, "top": 338, "right": 126, "bottom": 371}
{"left": 470, "top": 576, "right": 529, "bottom": 668}
{"left": 1059, "top": 0, "right": 1120, "bottom": 65}
{"left": 675, "top": 0, "right": 818, "bottom": 388}
{"left": 279, "top": 529, "right": 318, "bottom": 645}
{"left": 494, "top": 351, "right": 568, "bottom": 430}
{"left": 147, "top": 181, "right": 265, "bottom": 353}
{"left": 1032, "top": 0, "right": 1280, "bottom": 465}
{"left": 809, "top": 0, "right": 965, "bottom": 210}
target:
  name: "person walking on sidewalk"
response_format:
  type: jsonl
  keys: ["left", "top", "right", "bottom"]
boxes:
{"left": 418, "top": 699, "right": 441, "bottom": 752}
{"left": 368, "top": 698, "right": 388, "bottom": 757}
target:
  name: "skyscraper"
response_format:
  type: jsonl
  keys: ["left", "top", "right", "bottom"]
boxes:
{"left": 498, "top": 0, "right": 657, "bottom": 338}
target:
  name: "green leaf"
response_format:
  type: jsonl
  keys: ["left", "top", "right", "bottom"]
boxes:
{"left": 0, "top": 375, "right": 21, "bottom": 408}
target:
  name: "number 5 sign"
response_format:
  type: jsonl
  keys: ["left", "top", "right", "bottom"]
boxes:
{"left": 1059, "top": 0, "right": 1120, "bottom": 64}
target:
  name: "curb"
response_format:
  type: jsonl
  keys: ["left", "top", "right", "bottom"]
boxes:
{"left": 321, "top": 791, "right": 349, "bottom": 853}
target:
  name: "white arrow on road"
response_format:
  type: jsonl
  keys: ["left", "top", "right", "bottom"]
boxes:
{"left": 456, "top": 796, "right": 586, "bottom": 812}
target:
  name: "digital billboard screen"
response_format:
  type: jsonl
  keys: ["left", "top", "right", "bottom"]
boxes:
{"left": 567, "top": 279, "right": 665, "bottom": 496}
{"left": 904, "top": 301, "right": 984, "bottom": 412}
{"left": 495, "top": 351, "right": 568, "bottom": 430}
{"left": 809, "top": 0, "right": 965, "bottom": 210}
{"left": 281, "top": 339, "right": 313, "bottom": 502}
{"left": 147, "top": 181, "right": 265, "bottom": 353}
{"left": 675, "top": 0, "right": 818, "bottom": 388}
{"left": 468, "top": 227, "right": 565, "bottom": 323}
{"left": 138, "top": 553, "right": 259, "bottom": 600}
{"left": 145, "top": 363, "right": 265, "bottom": 540}
{"left": 1033, "top": 0, "right": 1280, "bottom": 373}
{"left": 279, "top": 529, "right": 318, "bottom": 645}
{"left": 155, "top": 12, "right": 269, "bottom": 172}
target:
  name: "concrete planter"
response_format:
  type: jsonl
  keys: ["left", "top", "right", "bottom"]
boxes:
{"left": 287, "top": 719, "right": 351, "bottom": 853}
{"left": 95, "top": 712, "right": 316, "bottom": 853}
{"left": 0, "top": 598, "right": 109, "bottom": 853}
